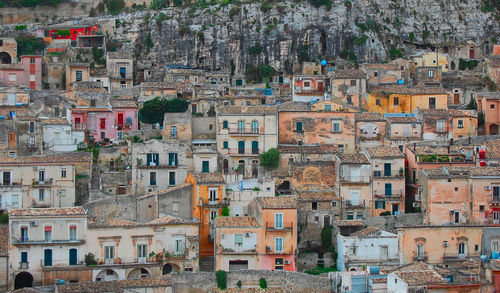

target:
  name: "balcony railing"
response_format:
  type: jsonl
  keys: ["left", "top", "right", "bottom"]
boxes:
{"left": 490, "top": 197, "right": 500, "bottom": 205}
{"left": 227, "top": 128, "right": 260, "bottom": 135}
{"left": 19, "top": 262, "right": 29, "bottom": 269}
{"left": 265, "top": 222, "right": 293, "bottom": 231}
{"left": 222, "top": 148, "right": 260, "bottom": 156}
{"left": 115, "top": 123, "right": 132, "bottom": 130}
{"left": 200, "top": 198, "right": 230, "bottom": 208}
{"left": 221, "top": 246, "right": 257, "bottom": 255}
{"left": 95, "top": 255, "right": 184, "bottom": 266}
{"left": 12, "top": 237, "right": 85, "bottom": 245}
{"left": 373, "top": 170, "right": 405, "bottom": 178}
{"left": 266, "top": 244, "right": 294, "bottom": 255}
{"left": 442, "top": 253, "right": 474, "bottom": 260}
{"left": 138, "top": 162, "right": 179, "bottom": 169}
{"left": 32, "top": 178, "right": 53, "bottom": 186}
{"left": 0, "top": 182, "right": 22, "bottom": 188}
{"left": 373, "top": 190, "right": 404, "bottom": 199}
{"left": 72, "top": 123, "right": 86, "bottom": 131}
{"left": 344, "top": 200, "right": 366, "bottom": 208}
{"left": 340, "top": 176, "right": 370, "bottom": 183}
{"left": 412, "top": 253, "right": 428, "bottom": 261}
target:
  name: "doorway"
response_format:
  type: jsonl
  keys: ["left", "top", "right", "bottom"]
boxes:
{"left": 14, "top": 272, "right": 33, "bottom": 290}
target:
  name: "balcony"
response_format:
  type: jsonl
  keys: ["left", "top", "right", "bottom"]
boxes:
{"left": 265, "top": 222, "right": 293, "bottom": 232}
{"left": 373, "top": 170, "right": 405, "bottom": 179}
{"left": 12, "top": 237, "right": 85, "bottom": 245}
{"left": 115, "top": 122, "right": 132, "bottom": 131}
{"left": 227, "top": 128, "right": 259, "bottom": 136}
{"left": 412, "top": 253, "right": 428, "bottom": 261}
{"left": 340, "top": 176, "right": 370, "bottom": 184}
{"left": 266, "top": 244, "right": 294, "bottom": 255}
{"left": 138, "top": 162, "right": 179, "bottom": 169}
{"left": 19, "top": 262, "right": 29, "bottom": 269}
{"left": 72, "top": 123, "right": 86, "bottom": 131}
{"left": 373, "top": 190, "right": 404, "bottom": 200}
{"left": 490, "top": 197, "right": 500, "bottom": 205}
{"left": 442, "top": 253, "right": 474, "bottom": 261}
{"left": 344, "top": 200, "right": 366, "bottom": 208}
{"left": 32, "top": 178, "right": 53, "bottom": 186}
{"left": 221, "top": 246, "right": 257, "bottom": 255}
{"left": 0, "top": 182, "right": 22, "bottom": 188}
{"left": 200, "top": 198, "right": 230, "bottom": 208}
{"left": 222, "top": 148, "right": 260, "bottom": 156}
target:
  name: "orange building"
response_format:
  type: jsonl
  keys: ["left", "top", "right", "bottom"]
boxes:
{"left": 477, "top": 92, "right": 500, "bottom": 135}
{"left": 185, "top": 173, "right": 227, "bottom": 259}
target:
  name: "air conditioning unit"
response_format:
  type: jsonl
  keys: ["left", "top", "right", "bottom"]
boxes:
{"left": 30, "top": 221, "right": 38, "bottom": 227}
{"left": 486, "top": 186, "right": 492, "bottom": 191}
{"left": 449, "top": 210, "right": 455, "bottom": 215}
{"left": 245, "top": 232, "right": 251, "bottom": 237}
{"left": 413, "top": 202, "right": 418, "bottom": 208}
{"left": 33, "top": 166, "right": 39, "bottom": 170}
{"left": 284, "top": 260, "right": 291, "bottom": 265}
{"left": 266, "top": 246, "right": 272, "bottom": 251}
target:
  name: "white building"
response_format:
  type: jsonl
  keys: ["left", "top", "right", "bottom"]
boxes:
{"left": 41, "top": 118, "right": 85, "bottom": 152}
{"left": 387, "top": 267, "right": 447, "bottom": 293}
{"left": 9, "top": 207, "right": 88, "bottom": 290}
{"left": 336, "top": 227, "right": 399, "bottom": 271}
{"left": 225, "top": 177, "right": 275, "bottom": 217}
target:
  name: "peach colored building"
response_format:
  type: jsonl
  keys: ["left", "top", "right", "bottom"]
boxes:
{"left": 397, "top": 225, "right": 482, "bottom": 265}
{"left": 361, "top": 63, "right": 402, "bottom": 87}
{"left": 477, "top": 92, "right": 500, "bottom": 135}
{"left": 386, "top": 115, "right": 423, "bottom": 152}
{"left": 248, "top": 196, "right": 297, "bottom": 271}
{"left": 0, "top": 56, "right": 42, "bottom": 90}
{"left": 416, "top": 109, "right": 477, "bottom": 141}
{"left": 330, "top": 69, "right": 367, "bottom": 107}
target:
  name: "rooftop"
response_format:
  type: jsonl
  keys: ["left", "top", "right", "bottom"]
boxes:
{"left": 355, "top": 112, "right": 385, "bottom": 121}
{"left": 214, "top": 216, "right": 260, "bottom": 228}
{"left": 278, "top": 144, "right": 338, "bottom": 154}
{"left": 10, "top": 207, "right": 87, "bottom": 217}
{"left": 371, "top": 84, "right": 447, "bottom": 95}
{"left": 365, "top": 147, "right": 404, "bottom": 158}
{"left": 485, "top": 139, "right": 500, "bottom": 158}
{"left": 40, "top": 117, "right": 70, "bottom": 125}
{"left": 395, "top": 270, "right": 447, "bottom": 286}
{"left": 419, "top": 109, "right": 476, "bottom": 118}
{"left": 107, "top": 52, "right": 133, "bottom": 59}
{"left": 90, "top": 214, "right": 198, "bottom": 228}
{"left": 138, "top": 183, "right": 192, "bottom": 200}
{"left": 362, "top": 63, "right": 399, "bottom": 70}
{"left": 298, "top": 191, "right": 335, "bottom": 201}
{"left": 111, "top": 99, "right": 137, "bottom": 108}
{"left": 333, "top": 69, "right": 367, "bottom": 79}
{"left": 336, "top": 153, "right": 370, "bottom": 164}
{"left": 388, "top": 116, "right": 417, "bottom": 123}
{"left": 217, "top": 105, "right": 277, "bottom": 115}
{"left": 277, "top": 101, "right": 310, "bottom": 112}
{"left": 256, "top": 196, "right": 297, "bottom": 209}
{"left": 194, "top": 173, "right": 225, "bottom": 184}
{"left": 335, "top": 220, "right": 364, "bottom": 226}
{"left": 0, "top": 152, "right": 92, "bottom": 165}
{"left": 57, "top": 277, "right": 172, "bottom": 293}
{"left": 350, "top": 226, "right": 382, "bottom": 237}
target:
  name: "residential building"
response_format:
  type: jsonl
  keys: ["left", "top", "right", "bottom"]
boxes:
{"left": 441, "top": 71, "right": 486, "bottom": 106}
{"left": 41, "top": 118, "right": 85, "bottom": 152}
{"left": 109, "top": 99, "right": 139, "bottom": 142}
{"left": 364, "top": 147, "right": 405, "bottom": 217}
{"left": 386, "top": 114, "right": 423, "bottom": 152}
{"left": 355, "top": 112, "right": 387, "bottom": 149}
{"left": 0, "top": 55, "right": 42, "bottom": 90}
{"left": 330, "top": 70, "right": 367, "bottom": 107}
{"left": 277, "top": 144, "right": 337, "bottom": 171}
{"left": 334, "top": 153, "right": 371, "bottom": 220}
{"left": 106, "top": 52, "right": 134, "bottom": 90}
{"left": 0, "top": 225, "right": 8, "bottom": 291}
{"left": 248, "top": 196, "right": 298, "bottom": 271}
{"left": 225, "top": 177, "right": 275, "bottom": 217}
{"left": 0, "top": 86, "right": 30, "bottom": 119}
{"left": 9, "top": 207, "right": 88, "bottom": 290}
{"left": 484, "top": 57, "right": 500, "bottom": 91}
{"left": 131, "top": 140, "right": 189, "bottom": 194}
{"left": 414, "top": 66, "right": 442, "bottom": 85}
{"left": 297, "top": 191, "right": 336, "bottom": 250}
{"left": 165, "top": 67, "right": 205, "bottom": 84}
{"left": 337, "top": 227, "right": 399, "bottom": 271}
{"left": 216, "top": 106, "right": 277, "bottom": 178}
{"left": 214, "top": 216, "right": 261, "bottom": 271}
{"left": 138, "top": 82, "right": 193, "bottom": 108}
{"left": 412, "top": 51, "right": 449, "bottom": 73}
{"left": 416, "top": 109, "right": 477, "bottom": 141}
{"left": 185, "top": 173, "right": 226, "bottom": 259}
{"left": 65, "top": 63, "right": 90, "bottom": 90}
{"left": 387, "top": 265, "right": 447, "bottom": 293}
{"left": 292, "top": 75, "right": 329, "bottom": 102}
{"left": 477, "top": 92, "right": 500, "bottom": 135}
{"left": 360, "top": 63, "right": 402, "bottom": 87}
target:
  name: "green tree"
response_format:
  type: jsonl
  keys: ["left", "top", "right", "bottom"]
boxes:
{"left": 259, "top": 148, "right": 280, "bottom": 169}
{"left": 467, "top": 97, "right": 477, "bottom": 110}
{"left": 479, "top": 111, "right": 485, "bottom": 127}
{"left": 145, "top": 31, "right": 153, "bottom": 53}
{"left": 260, "top": 278, "right": 267, "bottom": 289}
{"left": 215, "top": 270, "right": 227, "bottom": 290}
{"left": 16, "top": 36, "right": 45, "bottom": 56}
{"left": 0, "top": 213, "right": 8, "bottom": 224}
{"left": 150, "top": 0, "right": 169, "bottom": 9}
{"left": 104, "top": 0, "right": 125, "bottom": 15}
{"left": 221, "top": 206, "right": 230, "bottom": 216}
{"left": 138, "top": 97, "right": 189, "bottom": 126}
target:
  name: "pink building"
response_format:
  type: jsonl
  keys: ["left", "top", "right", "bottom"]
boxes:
{"left": 71, "top": 100, "right": 138, "bottom": 143}
{"left": 0, "top": 56, "right": 42, "bottom": 90}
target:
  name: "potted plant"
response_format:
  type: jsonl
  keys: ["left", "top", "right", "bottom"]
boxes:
{"left": 399, "top": 168, "right": 404, "bottom": 176}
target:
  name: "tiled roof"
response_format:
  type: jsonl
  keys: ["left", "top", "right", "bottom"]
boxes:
{"left": 0, "top": 225, "right": 8, "bottom": 257}
{"left": 40, "top": 117, "right": 70, "bottom": 125}
{"left": 395, "top": 270, "right": 447, "bottom": 286}
{"left": 298, "top": 191, "right": 335, "bottom": 201}
{"left": 371, "top": 85, "right": 447, "bottom": 95}
{"left": 214, "top": 216, "right": 260, "bottom": 228}
{"left": 419, "top": 109, "right": 476, "bottom": 118}
{"left": 333, "top": 69, "right": 366, "bottom": 79}
{"left": 212, "top": 288, "right": 285, "bottom": 293}
{"left": 335, "top": 220, "right": 364, "bottom": 226}
{"left": 277, "top": 101, "right": 310, "bottom": 112}
{"left": 140, "top": 82, "right": 193, "bottom": 90}
{"left": 138, "top": 183, "right": 192, "bottom": 199}
{"left": 68, "top": 62, "right": 89, "bottom": 68}
{"left": 107, "top": 52, "right": 133, "bottom": 59}
{"left": 365, "top": 147, "right": 404, "bottom": 158}
{"left": 476, "top": 92, "right": 500, "bottom": 100}
{"left": 363, "top": 63, "right": 399, "bottom": 70}
{"left": 410, "top": 145, "right": 467, "bottom": 156}
{"left": 257, "top": 196, "right": 297, "bottom": 209}
{"left": 111, "top": 99, "right": 137, "bottom": 108}
{"left": 10, "top": 207, "right": 86, "bottom": 217}
{"left": 350, "top": 226, "right": 382, "bottom": 237}
{"left": 485, "top": 139, "right": 500, "bottom": 159}
{"left": 57, "top": 277, "right": 172, "bottom": 293}
{"left": 278, "top": 144, "right": 338, "bottom": 154}
{"left": 336, "top": 153, "right": 370, "bottom": 164}
{"left": 90, "top": 215, "right": 198, "bottom": 228}
{"left": 355, "top": 112, "right": 385, "bottom": 121}
{"left": 0, "top": 152, "right": 92, "bottom": 165}
{"left": 194, "top": 173, "right": 225, "bottom": 184}
{"left": 388, "top": 116, "right": 417, "bottom": 123}
{"left": 441, "top": 72, "right": 485, "bottom": 87}
{"left": 446, "top": 166, "right": 500, "bottom": 177}
{"left": 217, "top": 105, "right": 277, "bottom": 115}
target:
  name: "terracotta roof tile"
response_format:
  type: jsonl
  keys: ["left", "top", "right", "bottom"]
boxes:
{"left": 0, "top": 225, "right": 8, "bottom": 256}
{"left": 485, "top": 140, "right": 500, "bottom": 159}
{"left": 217, "top": 105, "right": 277, "bottom": 115}
{"left": 0, "top": 152, "right": 92, "bottom": 165}
{"left": 194, "top": 173, "right": 225, "bottom": 184}
{"left": 395, "top": 270, "right": 447, "bottom": 286}
{"left": 215, "top": 216, "right": 260, "bottom": 228}
{"left": 298, "top": 191, "right": 335, "bottom": 201}
{"left": 278, "top": 144, "right": 338, "bottom": 154}
{"left": 277, "top": 101, "right": 310, "bottom": 112}
{"left": 40, "top": 117, "right": 70, "bottom": 125}
{"left": 111, "top": 99, "right": 137, "bottom": 108}
{"left": 10, "top": 207, "right": 87, "bottom": 217}
{"left": 355, "top": 112, "right": 385, "bottom": 121}
{"left": 58, "top": 277, "right": 172, "bottom": 293}
{"left": 336, "top": 153, "right": 370, "bottom": 164}
{"left": 350, "top": 226, "right": 382, "bottom": 237}
{"left": 476, "top": 92, "right": 500, "bottom": 100}
{"left": 388, "top": 116, "right": 417, "bottom": 123}
{"left": 138, "top": 183, "right": 192, "bottom": 200}
{"left": 257, "top": 196, "right": 297, "bottom": 209}
{"left": 333, "top": 69, "right": 366, "bottom": 79}
{"left": 419, "top": 109, "right": 476, "bottom": 118}
{"left": 362, "top": 63, "right": 399, "bottom": 70}
{"left": 365, "top": 147, "right": 404, "bottom": 158}
{"left": 90, "top": 215, "right": 198, "bottom": 228}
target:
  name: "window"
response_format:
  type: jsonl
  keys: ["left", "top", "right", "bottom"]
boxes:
{"left": 275, "top": 237, "right": 283, "bottom": 253}
{"left": 192, "top": 104, "right": 197, "bottom": 113}
{"left": 312, "top": 202, "right": 317, "bottom": 210}
{"left": 39, "top": 170, "right": 45, "bottom": 182}
{"left": 117, "top": 132, "right": 123, "bottom": 141}
{"left": 347, "top": 212, "right": 354, "bottom": 220}
{"left": 303, "top": 81, "right": 310, "bottom": 87}
{"left": 436, "top": 120, "right": 445, "bottom": 132}
{"left": 172, "top": 202, "right": 179, "bottom": 212}
{"left": 21, "top": 252, "right": 28, "bottom": 267}
{"left": 275, "top": 258, "right": 284, "bottom": 270}
{"left": 147, "top": 153, "right": 159, "bottom": 166}
{"left": 274, "top": 213, "right": 283, "bottom": 229}
{"left": 209, "top": 189, "right": 217, "bottom": 201}
{"left": 492, "top": 240, "right": 499, "bottom": 252}
{"left": 429, "top": 97, "right": 436, "bottom": 109}
{"left": 332, "top": 121, "right": 341, "bottom": 132}
{"left": 417, "top": 244, "right": 424, "bottom": 259}
{"left": 346, "top": 96, "right": 352, "bottom": 104}
{"left": 491, "top": 104, "right": 495, "bottom": 109}
{"left": 223, "top": 141, "right": 229, "bottom": 149}
{"left": 99, "top": 118, "right": 106, "bottom": 130}
{"left": 252, "top": 121, "right": 258, "bottom": 134}
{"left": 374, "top": 71, "right": 378, "bottom": 77}
{"left": 375, "top": 201, "right": 386, "bottom": 209}
{"left": 210, "top": 211, "right": 217, "bottom": 221}
{"left": 137, "top": 244, "right": 147, "bottom": 262}
{"left": 324, "top": 104, "right": 332, "bottom": 111}
{"left": 76, "top": 71, "right": 82, "bottom": 82}
{"left": 8, "top": 73, "right": 17, "bottom": 81}
{"left": 376, "top": 99, "right": 380, "bottom": 106}
{"left": 61, "top": 168, "right": 66, "bottom": 178}
{"left": 393, "top": 97, "right": 399, "bottom": 106}
{"left": 170, "top": 126, "right": 177, "bottom": 138}
{"left": 30, "top": 58, "right": 35, "bottom": 64}
{"left": 459, "top": 243, "right": 466, "bottom": 256}
{"left": 150, "top": 172, "right": 157, "bottom": 186}
{"left": 222, "top": 120, "right": 228, "bottom": 129}
{"left": 202, "top": 161, "right": 209, "bottom": 173}
{"left": 101, "top": 132, "right": 105, "bottom": 139}
{"left": 296, "top": 121, "right": 303, "bottom": 132}
{"left": 238, "top": 121, "right": 245, "bottom": 133}
{"left": 454, "top": 211, "right": 460, "bottom": 223}
{"left": 349, "top": 247, "right": 357, "bottom": 255}
{"left": 29, "top": 75, "right": 35, "bottom": 82}
{"left": 29, "top": 121, "right": 34, "bottom": 133}
{"left": 45, "top": 226, "right": 52, "bottom": 242}
{"left": 458, "top": 119, "right": 464, "bottom": 128}
{"left": 175, "top": 239, "right": 183, "bottom": 254}
{"left": 119, "top": 67, "right": 126, "bottom": 78}
{"left": 39, "top": 189, "right": 45, "bottom": 202}
{"left": 480, "top": 205, "right": 485, "bottom": 212}
{"left": 104, "top": 246, "right": 115, "bottom": 261}
{"left": 21, "top": 227, "right": 28, "bottom": 242}
{"left": 428, "top": 69, "right": 434, "bottom": 78}
{"left": 350, "top": 80, "right": 356, "bottom": 86}
{"left": 168, "top": 153, "right": 178, "bottom": 166}
{"left": 69, "top": 225, "right": 77, "bottom": 241}
{"left": 90, "top": 100, "right": 96, "bottom": 107}
{"left": 235, "top": 234, "right": 243, "bottom": 245}
{"left": 169, "top": 172, "right": 175, "bottom": 185}
{"left": 2, "top": 171, "right": 11, "bottom": 185}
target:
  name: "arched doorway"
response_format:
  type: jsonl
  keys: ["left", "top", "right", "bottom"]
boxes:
{"left": 0, "top": 52, "right": 12, "bottom": 64}
{"left": 128, "top": 268, "right": 150, "bottom": 279}
{"left": 95, "top": 269, "right": 119, "bottom": 281}
{"left": 238, "top": 160, "right": 245, "bottom": 175}
{"left": 14, "top": 272, "right": 33, "bottom": 290}
{"left": 162, "top": 263, "right": 180, "bottom": 275}
{"left": 491, "top": 124, "right": 499, "bottom": 135}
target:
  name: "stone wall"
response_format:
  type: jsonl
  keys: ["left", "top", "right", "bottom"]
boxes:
{"left": 83, "top": 193, "right": 139, "bottom": 223}
{"left": 171, "top": 270, "right": 332, "bottom": 293}
{"left": 127, "top": 129, "right": 162, "bottom": 141}
{"left": 297, "top": 252, "right": 336, "bottom": 271}
{"left": 363, "top": 213, "right": 423, "bottom": 233}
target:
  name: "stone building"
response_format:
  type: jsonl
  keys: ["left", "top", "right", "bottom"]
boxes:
{"left": 330, "top": 69, "right": 367, "bottom": 108}
{"left": 106, "top": 52, "right": 134, "bottom": 90}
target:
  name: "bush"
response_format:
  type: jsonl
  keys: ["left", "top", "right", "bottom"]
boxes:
{"left": 85, "top": 253, "right": 98, "bottom": 265}
{"left": 259, "top": 148, "right": 280, "bottom": 169}
{"left": 321, "top": 226, "right": 333, "bottom": 251}
{"left": 260, "top": 278, "right": 267, "bottom": 289}
{"left": 380, "top": 211, "right": 392, "bottom": 216}
{"left": 104, "top": 0, "right": 125, "bottom": 15}
{"left": 215, "top": 270, "right": 227, "bottom": 290}
{"left": 467, "top": 98, "right": 477, "bottom": 110}
{"left": 150, "top": 0, "right": 170, "bottom": 9}
{"left": 139, "top": 97, "right": 189, "bottom": 125}
{"left": 15, "top": 24, "right": 27, "bottom": 30}
{"left": 221, "top": 206, "right": 230, "bottom": 216}
{"left": 459, "top": 58, "right": 479, "bottom": 70}
{"left": 249, "top": 43, "right": 262, "bottom": 55}
{"left": 0, "top": 213, "right": 8, "bottom": 224}
{"left": 237, "top": 280, "right": 242, "bottom": 288}
{"left": 305, "top": 266, "right": 337, "bottom": 275}
{"left": 16, "top": 36, "right": 45, "bottom": 56}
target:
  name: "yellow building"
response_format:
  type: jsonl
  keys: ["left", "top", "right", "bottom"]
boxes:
{"left": 367, "top": 85, "right": 448, "bottom": 114}
{"left": 413, "top": 51, "right": 448, "bottom": 73}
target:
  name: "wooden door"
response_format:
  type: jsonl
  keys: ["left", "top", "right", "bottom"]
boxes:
{"left": 454, "top": 93, "right": 460, "bottom": 104}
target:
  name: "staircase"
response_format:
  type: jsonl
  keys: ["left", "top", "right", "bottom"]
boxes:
{"left": 199, "top": 256, "right": 215, "bottom": 272}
